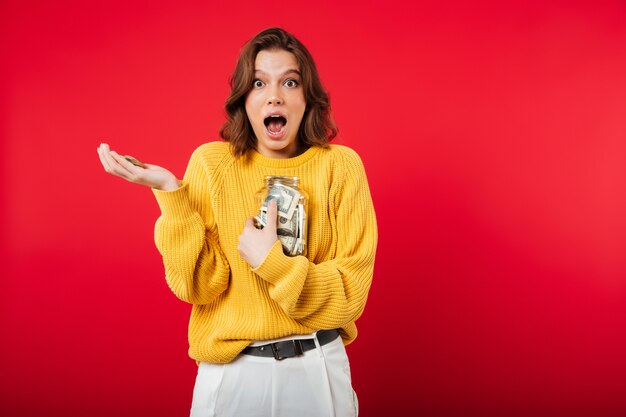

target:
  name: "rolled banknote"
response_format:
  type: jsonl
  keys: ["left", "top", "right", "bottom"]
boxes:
{"left": 277, "top": 210, "right": 298, "bottom": 255}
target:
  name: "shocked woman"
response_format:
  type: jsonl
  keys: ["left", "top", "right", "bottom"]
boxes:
{"left": 97, "top": 27, "right": 377, "bottom": 417}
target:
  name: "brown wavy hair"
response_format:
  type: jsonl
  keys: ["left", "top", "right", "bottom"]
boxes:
{"left": 219, "top": 27, "right": 338, "bottom": 157}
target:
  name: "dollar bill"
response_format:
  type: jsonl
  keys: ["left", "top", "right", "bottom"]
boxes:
{"left": 259, "top": 184, "right": 300, "bottom": 220}
{"left": 277, "top": 209, "right": 298, "bottom": 255}
{"left": 254, "top": 211, "right": 267, "bottom": 229}
{"left": 296, "top": 203, "right": 306, "bottom": 255}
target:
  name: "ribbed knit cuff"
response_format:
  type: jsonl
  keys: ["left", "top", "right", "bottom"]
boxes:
{"left": 252, "top": 240, "right": 308, "bottom": 285}
{"left": 152, "top": 181, "right": 195, "bottom": 219}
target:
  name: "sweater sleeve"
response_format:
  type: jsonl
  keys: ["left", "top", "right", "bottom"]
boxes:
{"left": 251, "top": 148, "right": 378, "bottom": 329}
{"left": 152, "top": 144, "right": 230, "bottom": 305}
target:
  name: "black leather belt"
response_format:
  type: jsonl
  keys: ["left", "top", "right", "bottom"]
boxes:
{"left": 241, "top": 329, "right": 340, "bottom": 360}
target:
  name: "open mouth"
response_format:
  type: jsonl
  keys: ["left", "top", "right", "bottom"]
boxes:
{"left": 263, "top": 114, "right": 287, "bottom": 136}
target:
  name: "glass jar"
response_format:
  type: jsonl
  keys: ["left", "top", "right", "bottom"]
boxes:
{"left": 255, "top": 176, "right": 308, "bottom": 257}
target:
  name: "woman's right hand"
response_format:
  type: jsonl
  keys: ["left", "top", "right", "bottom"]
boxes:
{"left": 97, "top": 143, "right": 180, "bottom": 191}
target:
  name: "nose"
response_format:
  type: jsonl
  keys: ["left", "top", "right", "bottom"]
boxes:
{"left": 266, "top": 95, "right": 283, "bottom": 105}
{"left": 266, "top": 83, "right": 283, "bottom": 105}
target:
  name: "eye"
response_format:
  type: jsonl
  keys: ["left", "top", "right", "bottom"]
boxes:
{"left": 284, "top": 79, "right": 299, "bottom": 88}
{"left": 253, "top": 79, "right": 264, "bottom": 88}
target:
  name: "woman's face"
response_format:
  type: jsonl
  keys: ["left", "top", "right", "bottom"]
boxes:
{"left": 245, "top": 49, "right": 306, "bottom": 159}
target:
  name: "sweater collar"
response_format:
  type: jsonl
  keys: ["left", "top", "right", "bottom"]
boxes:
{"left": 248, "top": 145, "right": 321, "bottom": 168}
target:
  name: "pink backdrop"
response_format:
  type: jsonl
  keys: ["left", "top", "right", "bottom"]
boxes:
{"left": 1, "top": 1, "right": 625, "bottom": 416}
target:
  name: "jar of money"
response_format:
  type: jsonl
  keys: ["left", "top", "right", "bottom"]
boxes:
{"left": 255, "top": 176, "right": 308, "bottom": 257}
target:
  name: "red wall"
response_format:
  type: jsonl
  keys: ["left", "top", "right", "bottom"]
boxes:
{"left": 1, "top": 1, "right": 625, "bottom": 416}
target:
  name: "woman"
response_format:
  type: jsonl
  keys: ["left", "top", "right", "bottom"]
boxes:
{"left": 97, "top": 27, "right": 377, "bottom": 417}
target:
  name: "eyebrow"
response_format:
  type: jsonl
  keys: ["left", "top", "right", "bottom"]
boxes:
{"left": 254, "top": 69, "right": 302, "bottom": 77}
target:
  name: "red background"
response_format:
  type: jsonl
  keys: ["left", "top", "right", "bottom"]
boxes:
{"left": 1, "top": 1, "right": 626, "bottom": 416}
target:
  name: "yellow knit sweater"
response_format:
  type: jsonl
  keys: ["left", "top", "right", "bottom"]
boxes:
{"left": 152, "top": 141, "right": 378, "bottom": 364}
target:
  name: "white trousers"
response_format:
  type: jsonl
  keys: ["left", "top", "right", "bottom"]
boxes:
{"left": 190, "top": 333, "right": 359, "bottom": 417}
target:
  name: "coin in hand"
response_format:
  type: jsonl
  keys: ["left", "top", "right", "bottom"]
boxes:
{"left": 123, "top": 155, "right": 146, "bottom": 168}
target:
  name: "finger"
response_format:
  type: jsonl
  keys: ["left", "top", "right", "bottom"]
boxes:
{"left": 265, "top": 199, "right": 278, "bottom": 231}
{"left": 142, "top": 163, "right": 163, "bottom": 170}
{"left": 110, "top": 151, "right": 142, "bottom": 174}
{"left": 103, "top": 151, "right": 132, "bottom": 177}
{"left": 102, "top": 148, "right": 135, "bottom": 179}
{"left": 98, "top": 144, "right": 127, "bottom": 176}
{"left": 106, "top": 150, "right": 136, "bottom": 177}
{"left": 97, "top": 145, "right": 114, "bottom": 173}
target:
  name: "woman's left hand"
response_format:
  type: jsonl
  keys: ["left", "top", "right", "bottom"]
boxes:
{"left": 238, "top": 199, "right": 279, "bottom": 268}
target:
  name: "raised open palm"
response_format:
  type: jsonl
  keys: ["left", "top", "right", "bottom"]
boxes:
{"left": 97, "top": 143, "right": 180, "bottom": 191}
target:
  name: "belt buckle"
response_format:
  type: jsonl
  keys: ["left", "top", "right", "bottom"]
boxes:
{"left": 271, "top": 340, "right": 304, "bottom": 360}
